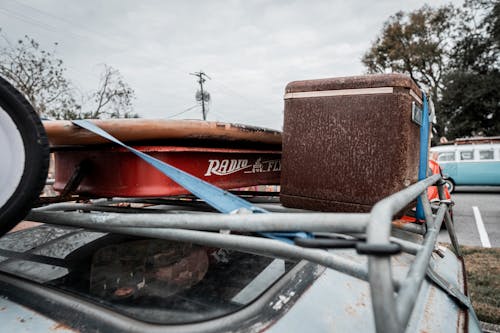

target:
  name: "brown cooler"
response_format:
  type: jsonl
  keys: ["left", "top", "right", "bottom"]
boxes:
{"left": 280, "top": 74, "right": 424, "bottom": 212}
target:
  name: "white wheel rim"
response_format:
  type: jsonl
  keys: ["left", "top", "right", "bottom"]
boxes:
{"left": 0, "top": 108, "right": 26, "bottom": 208}
{"left": 445, "top": 181, "right": 453, "bottom": 192}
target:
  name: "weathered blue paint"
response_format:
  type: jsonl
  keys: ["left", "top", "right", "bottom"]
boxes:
{"left": 270, "top": 246, "right": 480, "bottom": 333}
{"left": 431, "top": 143, "right": 500, "bottom": 186}
{"left": 0, "top": 296, "right": 76, "bottom": 333}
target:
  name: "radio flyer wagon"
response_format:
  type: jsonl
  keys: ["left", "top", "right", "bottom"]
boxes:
{"left": 0, "top": 74, "right": 481, "bottom": 333}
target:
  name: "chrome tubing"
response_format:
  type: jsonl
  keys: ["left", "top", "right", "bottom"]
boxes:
{"left": 366, "top": 174, "right": 440, "bottom": 333}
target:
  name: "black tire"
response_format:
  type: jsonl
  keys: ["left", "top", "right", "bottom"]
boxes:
{"left": 0, "top": 76, "right": 49, "bottom": 235}
{"left": 444, "top": 178, "right": 455, "bottom": 193}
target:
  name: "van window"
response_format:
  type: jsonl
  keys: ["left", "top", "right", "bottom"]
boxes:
{"left": 479, "top": 150, "right": 494, "bottom": 160}
{"left": 460, "top": 151, "right": 474, "bottom": 161}
{"left": 438, "top": 152, "right": 455, "bottom": 162}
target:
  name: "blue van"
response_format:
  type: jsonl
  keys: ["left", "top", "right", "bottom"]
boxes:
{"left": 430, "top": 137, "right": 500, "bottom": 192}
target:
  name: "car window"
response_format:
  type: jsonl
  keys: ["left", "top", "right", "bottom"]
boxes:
{"left": 438, "top": 152, "right": 455, "bottom": 162}
{"left": 460, "top": 151, "right": 474, "bottom": 161}
{"left": 0, "top": 226, "right": 298, "bottom": 325}
{"left": 479, "top": 150, "right": 494, "bottom": 160}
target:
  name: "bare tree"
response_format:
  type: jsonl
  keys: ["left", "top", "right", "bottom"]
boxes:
{"left": 0, "top": 31, "right": 138, "bottom": 119}
{"left": 81, "top": 65, "right": 137, "bottom": 119}
{"left": 0, "top": 32, "right": 80, "bottom": 119}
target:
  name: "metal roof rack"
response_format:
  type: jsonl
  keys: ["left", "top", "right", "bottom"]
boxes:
{"left": 435, "top": 136, "right": 500, "bottom": 145}
{"left": 27, "top": 174, "right": 467, "bottom": 333}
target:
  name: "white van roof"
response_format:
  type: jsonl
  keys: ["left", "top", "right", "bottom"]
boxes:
{"left": 431, "top": 143, "right": 500, "bottom": 151}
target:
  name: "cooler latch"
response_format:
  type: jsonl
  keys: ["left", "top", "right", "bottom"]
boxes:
{"left": 412, "top": 101, "right": 423, "bottom": 126}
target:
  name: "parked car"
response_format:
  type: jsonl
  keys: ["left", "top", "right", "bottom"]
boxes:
{"left": 431, "top": 138, "right": 500, "bottom": 192}
{"left": 0, "top": 198, "right": 480, "bottom": 333}
{"left": 0, "top": 75, "right": 480, "bottom": 333}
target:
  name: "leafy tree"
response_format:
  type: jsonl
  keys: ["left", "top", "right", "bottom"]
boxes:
{"left": 0, "top": 31, "right": 137, "bottom": 119}
{"left": 439, "top": 71, "right": 500, "bottom": 138}
{"left": 363, "top": 2, "right": 500, "bottom": 140}
{"left": 362, "top": 5, "right": 456, "bottom": 99}
{"left": 438, "top": 0, "right": 500, "bottom": 138}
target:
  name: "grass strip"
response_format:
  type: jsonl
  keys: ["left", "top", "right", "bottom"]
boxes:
{"left": 461, "top": 246, "right": 499, "bottom": 324}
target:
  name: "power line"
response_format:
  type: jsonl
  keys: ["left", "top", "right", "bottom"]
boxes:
{"left": 166, "top": 104, "right": 199, "bottom": 119}
{"left": 11, "top": 0, "right": 102, "bottom": 35}
{"left": 209, "top": 77, "right": 274, "bottom": 112}
{"left": 2, "top": 0, "right": 125, "bottom": 46}
{"left": 0, "top": 8, "right": 62, "bottom": 34}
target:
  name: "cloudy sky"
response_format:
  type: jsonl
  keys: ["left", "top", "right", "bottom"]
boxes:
{"left": 1, "top": 0, "right": 461, "bottom": 129}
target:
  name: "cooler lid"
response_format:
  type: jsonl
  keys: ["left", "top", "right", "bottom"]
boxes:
{"left": 285, "top": 73, "right": 422, "bottom": 100}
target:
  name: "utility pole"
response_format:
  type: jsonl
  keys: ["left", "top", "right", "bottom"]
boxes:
{"left": 190, "top": 71, "right": 211, "bottom": 120}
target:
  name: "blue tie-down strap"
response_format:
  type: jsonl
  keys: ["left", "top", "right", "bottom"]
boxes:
{"left": 416, "top": 92, "right": 430, "bottom": 220}
{"left": 72, "top": 120, "right": 311, "bottom": 244}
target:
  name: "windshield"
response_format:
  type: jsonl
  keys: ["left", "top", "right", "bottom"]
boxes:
{"left": 0, "top": 225, "right": 298, "bottom": 325}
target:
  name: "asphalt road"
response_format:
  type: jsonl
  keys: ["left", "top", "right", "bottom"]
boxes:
{"left": 438, "top": 186, "right": 500, "bottom": 248}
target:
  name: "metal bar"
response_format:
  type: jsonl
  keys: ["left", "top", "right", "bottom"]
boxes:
{"left": 34, "top": 203, "right": 171, "bottom": 214}
{"left": 27, "top": 212, "right": 376, "bottom": 284}
{"left": 28, "top": 210, "right": 369, "bottom": 233}
{"left": 366, "top": 174, "right": 440, "bottom": 333}
{"left": 421, "top": 191, "right": 435, "bottom": 230}
{"left": 91, "top": 197, "right": 310, "bottom": 213}
{"left": 392, "top": 221, "right": 426, "bottom": 235}
{"left": 389, "top": 237, "right": 422, "bottom": 255}
{"left": 396, "top": 203, "right": 447, "bottom": 325}
{"left": 31, "top": 174, "right": 446, "bottom": 333}
{"left": 437, "top": 181, "right": 461, "bottom": 256}
{"left": 90, "top": 198, "right": 218, "bottom": 213}
{"left": 92, "top": 197, "right": 211, "bottom": 208}
{"left": 444, "top": 210, "right": 461, "bottom": 256}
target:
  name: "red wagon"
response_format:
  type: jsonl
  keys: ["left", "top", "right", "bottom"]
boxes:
{"left": 44, "top": 119, "right": 282, "bottom": 198}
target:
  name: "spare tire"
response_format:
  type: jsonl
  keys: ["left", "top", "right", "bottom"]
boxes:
{"left": 0, "top": 76, "right": 49, "bottom": 235}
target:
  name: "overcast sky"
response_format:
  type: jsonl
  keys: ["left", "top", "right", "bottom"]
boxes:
{"left": 1, "top": 0, "right": 461, "bottom": 129}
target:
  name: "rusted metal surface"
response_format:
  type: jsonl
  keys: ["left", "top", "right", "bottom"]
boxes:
{"left": 43, "top": 119, "right": 282, "bottom": 147}
{"left": 283, "top": 74, "right": 422, "bottom": 95}
{"left": 281, "top": 73, "right": 422, "bottom": 212}
{"left": 8, "top": 221, "right": 43, "bottom": 233}
{"left": 53, "top": 146, "right": 281, "bottom": 197}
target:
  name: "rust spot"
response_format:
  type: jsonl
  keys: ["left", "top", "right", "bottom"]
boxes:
{"left": 50, "top": 322, "right": 79, "bottom": 332}
{"left": 8, "top": 221, "right": 43, "bottom": 233}
{"left": 420, "top": 286, "right": 437, "bottom": 332}
{"left": 114, "top": 287, "right": 135, "bottom": 298}
{"left": 392, "top": 219, "right": 410, "bottom": 228}
{"left": 355, "top": 292, "right": 367, "bottom": 307}
{"left": 345, "top": 305, "right": 357, "bottom": 316}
